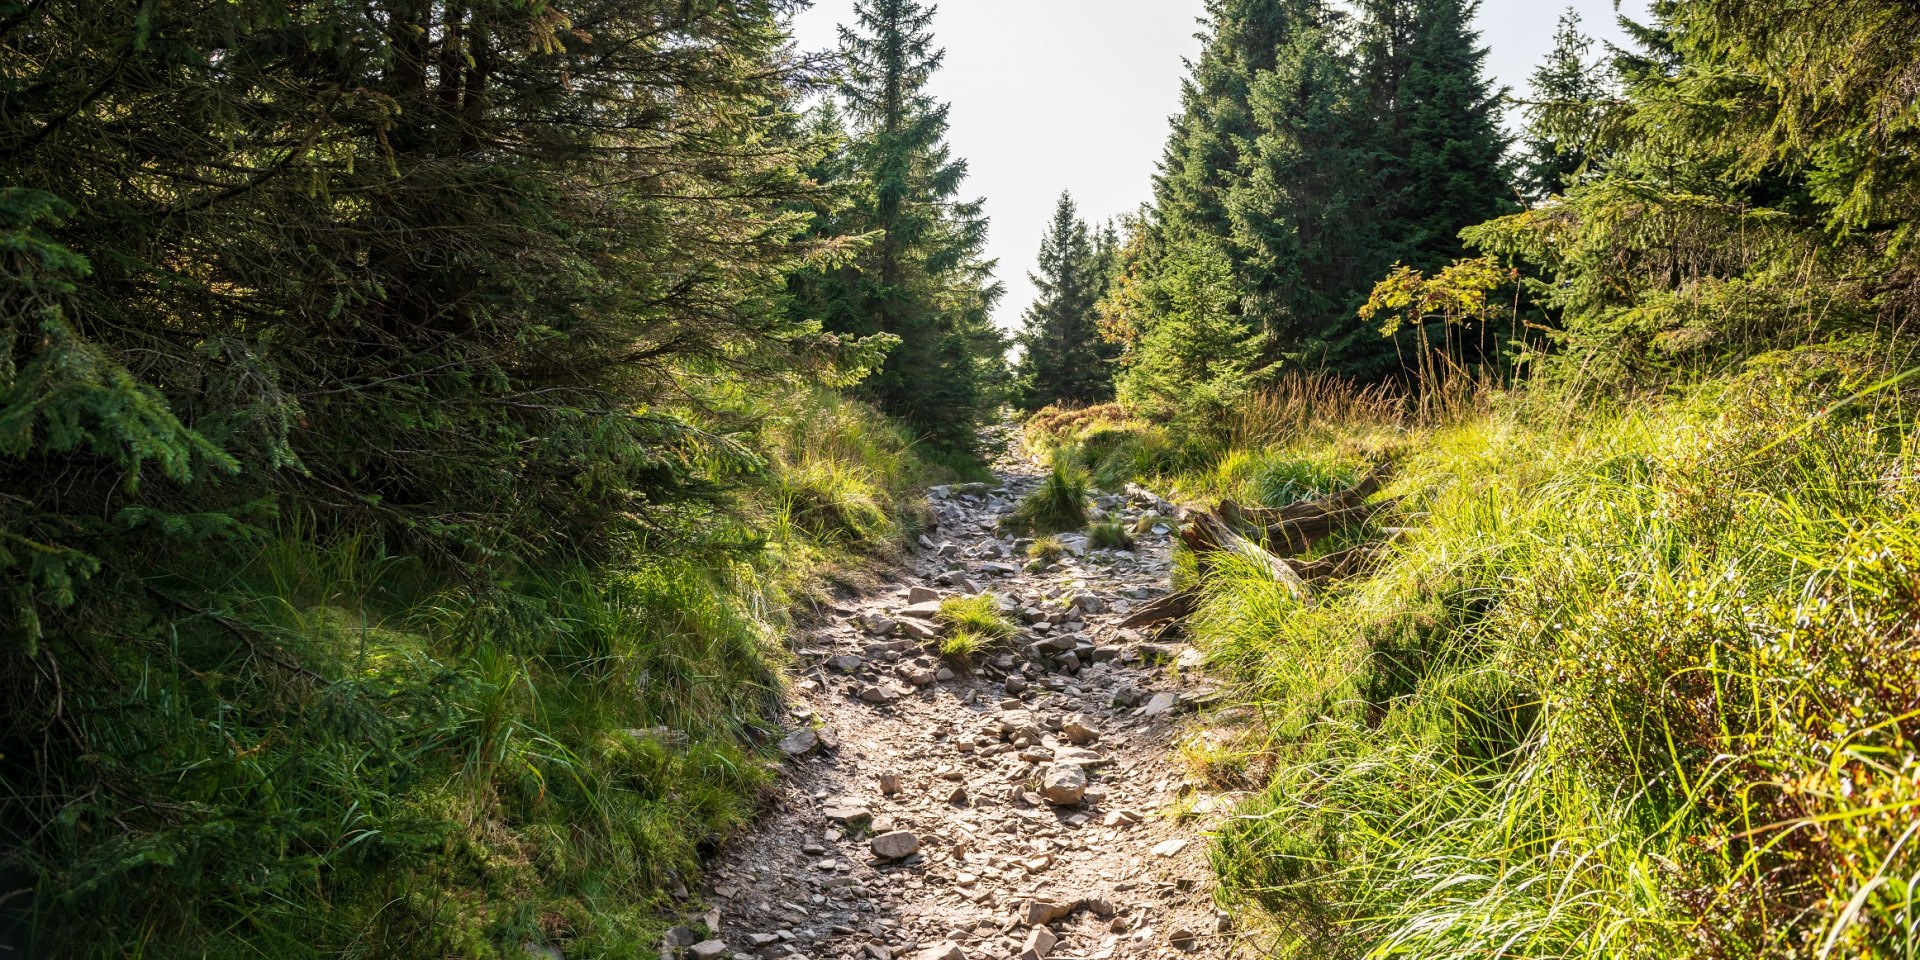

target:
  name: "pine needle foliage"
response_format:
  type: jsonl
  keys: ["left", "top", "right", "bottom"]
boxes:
{"left": 0, "top": 4, "right": 933, "bottom": 956}
{"left": 784, "top": 0, "right": 1010, "bottom": 454}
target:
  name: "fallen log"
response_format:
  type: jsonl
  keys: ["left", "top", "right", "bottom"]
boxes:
{"left": 1182, "top": 510, "right": 1309, "bottom": 600}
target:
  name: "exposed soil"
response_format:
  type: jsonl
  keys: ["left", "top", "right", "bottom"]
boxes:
{"left": 677, "top": 444, "right": 1245, "bottom": 960}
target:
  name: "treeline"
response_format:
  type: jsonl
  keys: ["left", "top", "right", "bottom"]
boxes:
{"left": 1016, "top": 0, "right": 1511, "bottom": 417}
{"left": 0, "top": 0, "right": 998, "bottom": 955}
{"left": 1019, "top": 0, "right": 1919, "bottom": 420}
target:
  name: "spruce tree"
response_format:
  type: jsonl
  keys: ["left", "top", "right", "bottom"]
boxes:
{"left": 1517, "top": 9, "right": 1609, "bottom": 202}
{"left": 1015, "top": 193, "right": 1113, "bottom": 410}
{"left": 1155, "top": 0, "right": 1303, "bottom": 254}
{"left": 807, "top": 0, "right": 1006, "bottom": 452}
{"left": 1359, "top": 0, "right": 1514, "bottom": 266}
{"left": 1226, "top": 1, "right": 1377, "bottom": 356}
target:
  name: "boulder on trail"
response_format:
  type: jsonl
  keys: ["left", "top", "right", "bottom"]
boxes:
{"left": 1025, "top": 899, "right": 1078, "bottom": 925}
{"left": 870, "top": 829, "right": 920, "bottom": 861}
{"left": 1040, "top": 764, "right": 1088, "bottom": 806}
{"left": 1020, "top": 926, "right": 1057, "bottom": 960}
{"left": 1141, "top": 692, "right": 1179, "bottom": 716}
{"left": 688, "top": 942, "right": 729, "bottom": 960}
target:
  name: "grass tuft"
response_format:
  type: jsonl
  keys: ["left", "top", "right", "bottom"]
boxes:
{"left": 1001, "top": 464, "right": 1091, "bottom": 535}
{"left": 1027, "top": 536, "right": 1068, "bottom": 565}
{"left": 1087, "top": 521, "right": 1135, "bottom": 551}
{"left": 935, "top": 593, "right": 1016, "bottom": 642}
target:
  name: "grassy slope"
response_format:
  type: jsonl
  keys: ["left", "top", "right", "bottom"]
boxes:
{"left": 12, "top": 387, "right": 934, "bottom": 959}
{"left": 1031, "top": 348, "right": 1920, "bottom": 958}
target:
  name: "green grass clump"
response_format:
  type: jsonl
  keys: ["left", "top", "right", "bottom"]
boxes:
{"left": 1002, "top": 464, "right": 1091, "bottom": 535}
{"left": 935, "top": 595, "right": 1017, "bottom": 662}
{"left": 1027, "top": 536, "right": 1068, "bottom": 565}
{"left": 1087, "top": 521, "right": 1135, "bottom": 551}
{"left": 939, "top": 629, "right": 988, "bottom": 659}
{"left": 1056, "top": 347, "right": 1920, "bottom": 959}
{"left": 935, "top": 594, "right": 1016, "bottom": 649}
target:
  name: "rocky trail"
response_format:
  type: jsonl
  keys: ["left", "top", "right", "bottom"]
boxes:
{"left": 671, "top": 444, "right": 1247, "bottom": 960}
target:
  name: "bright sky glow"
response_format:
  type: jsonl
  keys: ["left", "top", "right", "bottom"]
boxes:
{"left": 788, "top": 0, "right": 1653, "bottom": 331}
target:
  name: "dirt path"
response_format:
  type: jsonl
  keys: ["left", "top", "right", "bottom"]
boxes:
{"left": 681, "top": 444, "right": 1242, "bottom": 960}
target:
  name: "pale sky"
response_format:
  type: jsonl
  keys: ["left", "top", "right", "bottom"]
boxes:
{"left": 788, "top": 0, "right": 1652, "bottom": 332}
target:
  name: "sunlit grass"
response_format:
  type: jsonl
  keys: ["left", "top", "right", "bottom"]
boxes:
{"left": 1030, "top": 346, "right": 1920, "bottom": 958}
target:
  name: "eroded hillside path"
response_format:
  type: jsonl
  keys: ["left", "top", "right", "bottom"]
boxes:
{"left": 684, "top": 442, "right": 1245, "bottom": 960}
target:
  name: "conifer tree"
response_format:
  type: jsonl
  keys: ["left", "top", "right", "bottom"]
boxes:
{"left": 798, "top": 0, "right": 1007, "bottom": 451}
{"left": 1359, "top": 0, "right": 1514, "bottom": 266}
{"left": 1227, "top": 1, "right": 1377, "bottom": 356}
{"left": 1155, "top": 0, "right": 1303, "bottom": 254}
{"left": 1517, "top": 9, "right": 1610, "bottom": 202}
{"left": 1015, "top": 193, "right": 1113, "bottom": 410}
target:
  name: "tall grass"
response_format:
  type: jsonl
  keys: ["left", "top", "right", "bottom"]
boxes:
{"left": 3, "top": 388, "right": 926, "bottom": 959}
{"left": 1034, "top": 347, "right": 1920, "bottom": 958}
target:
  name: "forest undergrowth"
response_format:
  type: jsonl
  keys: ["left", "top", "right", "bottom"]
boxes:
{"left": 1, "top": 387, "right": 938, "bottom": 959}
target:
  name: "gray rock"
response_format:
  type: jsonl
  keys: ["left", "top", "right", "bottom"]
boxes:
{"left": 1040, "top": 764, "right": 1088, "bottom": 806}
{"left": 1024, "top": 899, "right": 1077, "bottom": 925}
{"left": 664, "top": 928, "right": 701, "bottom": 949}
{"left": 907, "top": 586, "right": 941, "bottom": 604}
{"left": 878, "top": 772, "right": 902, "bottom": 795}
{"left": 895, "top": 618, "right": 937, "bottom": 642}
{"left": 829, "top": 654, "right": 865, "bottom": 673}
{"left": 689, "top": 942, "right": 730, "bottom": 960}
{"left": 916, "top": 942, "right": 966, "bottom": 960}
{"left": 778, "top": 728, "right": 820, "bottom": 757}
{"left": 898, "top": 600, "right": 944, "bottom": 619}
{"left": 1170, "top": 928, "right": 1199, "bottom": 952}
{"left": 1141, "top": 692, "right": 1179, "bottom": 717}
{"left": 1060, "top": 715, "right": 1099, "bottom": 744}
{"left": 859, "top": 684, "right": 900, "bottom": 704}
{"left": 823, "top": 803, "right": 873, "bottom": 830}
{"left": 869, "top": 830, "right": 920, "bottom": 861}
